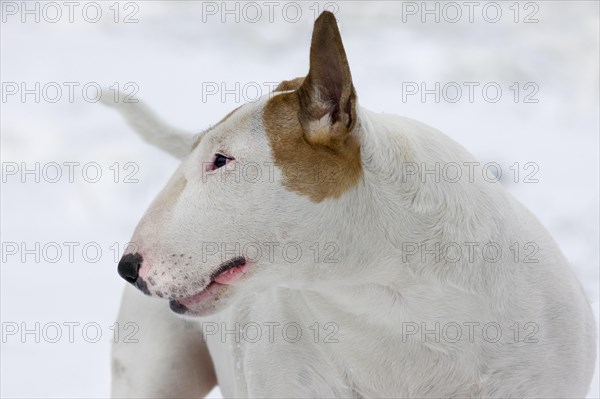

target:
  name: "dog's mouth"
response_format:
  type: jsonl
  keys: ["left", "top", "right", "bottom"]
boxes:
{"left": 169, "top": 256, "right": 248, "bottom": 315}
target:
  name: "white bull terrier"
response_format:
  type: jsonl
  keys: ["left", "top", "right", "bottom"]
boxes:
{"left": 107, "top": 11, "right": 596, "bottom": 398}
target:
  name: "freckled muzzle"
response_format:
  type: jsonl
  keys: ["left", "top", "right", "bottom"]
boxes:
{"left": 167, "top": 256, "right": 249, "bottom": 315}
{"left": 117, "top": 253, "right": 150, "bottom": 295}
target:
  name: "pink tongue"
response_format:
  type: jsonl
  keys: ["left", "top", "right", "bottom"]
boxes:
{"left": 213, "top": 263, "right": 249, "bottom": 285}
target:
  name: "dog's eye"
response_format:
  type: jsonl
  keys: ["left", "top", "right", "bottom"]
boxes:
{"left": 213, "top": 154, "right": 230, "bottom": 169}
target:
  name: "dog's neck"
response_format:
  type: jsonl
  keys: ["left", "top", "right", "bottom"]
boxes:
{"left": 279, "top": 107, "right": 513, "bottom": 308}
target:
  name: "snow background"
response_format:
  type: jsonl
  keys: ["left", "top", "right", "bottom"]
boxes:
{"left": 1, "top": 1, "right": 598, "bottom": 397}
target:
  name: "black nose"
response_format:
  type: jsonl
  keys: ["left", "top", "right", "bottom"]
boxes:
{"left": 118, "top": 253, "right": 143, "bottom": 283}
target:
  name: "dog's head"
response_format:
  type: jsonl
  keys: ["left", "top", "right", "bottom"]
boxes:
{"left": 117, "top": 12, "right": 365, "bottom": 316}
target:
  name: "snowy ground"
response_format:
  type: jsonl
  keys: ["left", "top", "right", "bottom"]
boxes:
{"left": 1, "top": 1, "right": 598, "bottom": 398}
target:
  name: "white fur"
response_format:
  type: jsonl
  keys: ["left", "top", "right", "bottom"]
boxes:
{"left": 109, "top": 93, "right": 596, "bottom": 397}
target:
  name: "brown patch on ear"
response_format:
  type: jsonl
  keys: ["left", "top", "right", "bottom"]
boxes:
{"left": 263, "top": 91, "right": 362, "bottom": 203}
{"left": 262, "top": 11, "right": 362, "bottom": 202}
{"left": 274, "top": 77, "right": 305, "bottom": 92}
{"left": 297, "top": 11, "right": 357, "bottom": 149}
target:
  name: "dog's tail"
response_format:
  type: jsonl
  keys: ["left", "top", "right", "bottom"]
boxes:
{"left": 100, "top": 90, "right": 193, "bottom": 159}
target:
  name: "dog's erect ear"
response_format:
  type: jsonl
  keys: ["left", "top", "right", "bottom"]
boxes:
{"left": 297, "top": 11, "right": 357, "bottom": 149}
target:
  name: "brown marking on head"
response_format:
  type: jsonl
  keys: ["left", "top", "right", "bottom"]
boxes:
{"left": 263, "top": 11, "right": 362, "bottom": 203}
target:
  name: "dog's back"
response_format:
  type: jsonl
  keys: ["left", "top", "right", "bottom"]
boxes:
{"left": 356, "top": 109, "right": 597, "bottom": 397}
